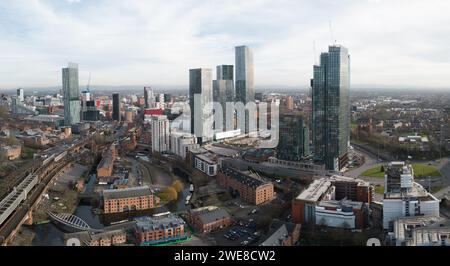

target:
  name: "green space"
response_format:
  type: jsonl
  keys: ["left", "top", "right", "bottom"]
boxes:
{"left": 362, "top": 163, "right": 441, "bottom": 178}
{"left": 411, "top": 163, "right": 441, "bottom": 178}
{"left": 374, "top": 185, "right": 384, "bottom": 194}
{"left": 361, "top": 166, "right": 385, "bottom": 178}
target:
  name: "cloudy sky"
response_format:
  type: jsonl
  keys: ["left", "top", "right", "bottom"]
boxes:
{"left": 1, "top": 0, "right": 450, "bottom": 89}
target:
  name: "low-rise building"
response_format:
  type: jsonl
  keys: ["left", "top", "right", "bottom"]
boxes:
{"left": 103, "top": 186, "right": 158, "bottom": 214}
{"left": 260, "top": 220, "right": 301, "bottom": 246}
{"left": 390, "top": 216, "right": 450, "bottom": 246}
{"left": 291, "top": 175, "right": 372, "bottom": 229}
{"left": 185, "top": 206, "right": 232, "bottom": 233}
{"left": 134, "top": 214, "right": 189, "bottom": 246}
{"left": 217, "top": 166, "right": 275, "bottom": 205}
{"left": 0, "top": 145, "right": 21, "bottom": 160}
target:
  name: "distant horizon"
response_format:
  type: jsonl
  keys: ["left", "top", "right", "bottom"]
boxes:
{"left": 1, "top": 1, "right": 450, "bottom": 88}
{"left": 2, "top": 84, "right": 450, "bottom": 94}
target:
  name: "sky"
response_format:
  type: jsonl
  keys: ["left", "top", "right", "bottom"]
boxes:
{"left": 0, "top": 0, "right": 450, "bottom": 89}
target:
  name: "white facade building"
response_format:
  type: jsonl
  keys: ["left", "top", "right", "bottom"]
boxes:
{"left": 151, "top": 115, "right": 170, "bottom": 153}
{"left": 383, "top": 162, "right": 440, "bottom": 229}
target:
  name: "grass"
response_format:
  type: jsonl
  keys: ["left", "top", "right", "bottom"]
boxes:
{"left": 361, "top": 166, "right": 385, "bottom": 178}
{"left": 374, "top": 185, "right": 384, "bottom": 194}
{"left": 411, "top": 163, "right": 441, "bottom": 178}
{"left": 362, "top": 163, "right": 442, "bottom": 178}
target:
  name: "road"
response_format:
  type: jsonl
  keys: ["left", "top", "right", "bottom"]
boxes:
{"left": 346, "top": 146, "right": 384, "bottom": 185}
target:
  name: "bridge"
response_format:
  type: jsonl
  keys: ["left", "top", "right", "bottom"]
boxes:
{"left": 47, "top": 211, "right": 102, "bottom": 233}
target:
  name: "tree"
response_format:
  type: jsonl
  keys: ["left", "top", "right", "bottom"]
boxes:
{"left": 157, "top": 186, "right": 178, "bottom": 202}
{"left": 171, "top": 180, "right": 183, "bottom": 193}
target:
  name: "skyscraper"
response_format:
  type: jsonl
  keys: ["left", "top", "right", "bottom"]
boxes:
{"left": 235, "top": 46, "right": 255, "bottom": 134}
{"left": 213, "top": 65, "right": 235, "bottom": 131}
{"left": 17, "top": 88, "right": 24, "bottom": 102}
{"left": 189, "top": 68, "right": 213, "bottom": 144}
{"left": 144, "top": 86, "right": 155, "bottom": 108}
{"left": 62, "top": 63, "right": 81, "bottom": 126}
{"left": 151, "top": 115, "right": 170, "bottom": 153}
{"left": 312, "top": 45, "right": 350, "bottom": 171}
{"left": 112, "top": 93, "right": 121, "bottom": 121}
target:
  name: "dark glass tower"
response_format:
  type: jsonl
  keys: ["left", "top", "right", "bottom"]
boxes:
{"left": 235, "top": 46, "right": 255, "bottom": 134}
{"left": 112, "top": 93, "right": 121, "bottom": 121}
{"left": 277, "top": 113, "right": 310, "bottom": 161}
{"left": 312, "top": 45, "right": 350, "bottom": 171}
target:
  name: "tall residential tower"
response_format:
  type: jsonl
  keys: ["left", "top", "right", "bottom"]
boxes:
{"left": 311, "top": 45, "right": 350, "bottom": 171}
{"left": 62, "top": 63, "right": 81, "bottom": 126}
{"left": 213, "top": 65, "right": 235, "bottom": 131}
{"left": 189, "top": 68, "right": 213, "bottom": 144}
{"left": 235, "top": 46, "right": 255, "bottom": 134}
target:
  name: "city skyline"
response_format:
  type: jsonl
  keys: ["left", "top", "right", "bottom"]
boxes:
{"left": 1, "top": 0, "right": 450, "bottom": 89}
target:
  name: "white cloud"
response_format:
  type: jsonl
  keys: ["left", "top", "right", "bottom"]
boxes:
{"left": 0, "top": 0, "right": 449, "bottom": 89}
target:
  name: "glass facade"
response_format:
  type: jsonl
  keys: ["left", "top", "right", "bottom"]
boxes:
{"left": 213, "top": 65, "right": 235, "bottom": 131}
{"left": 189, "top": 68, "right": 213, "bottom": 144}
{"left": 312, "top": 45, "right": 350, "bottom": 170}
{"left": 276, "top": 113, "right": 310, "bottom": 161}
{"left": 235, "top": 46, "right": 255, "bottom": 134}
{"left": 62, "top": 63, "right": 81, "bottom": 126}
{"left": 112, "top": 93, "right": 120, "bottom": 121}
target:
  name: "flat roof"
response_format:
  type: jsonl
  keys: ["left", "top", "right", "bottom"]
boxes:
{"left": 295, "top": 178, "right": 332, "bottom": 202}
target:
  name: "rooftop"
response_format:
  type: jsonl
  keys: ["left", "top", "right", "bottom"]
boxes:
{"left": 134, "top": 214, "right": 186, "bottom": 232}
{"left": 189, "top": 206, "right": 231, "bottom": 224}
{"left": 103, "top": 186, "right": 152, "bottom": 200}
{"left": 220, "top": 166, "right": 271, "bottom": 189}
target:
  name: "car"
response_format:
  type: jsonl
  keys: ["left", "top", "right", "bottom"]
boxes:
{"left": 275, "top": 179, "right": 281, "bottom": 183}
{"left": 241, "top": 241, "right": 249, "bottom": 246}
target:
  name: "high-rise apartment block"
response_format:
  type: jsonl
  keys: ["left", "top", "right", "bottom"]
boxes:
{"left": 311, "top": 45, "right": 350, "bottom": 171}
{"left": 189, "top": 68, "right": 213, "bottom": 144}
{"left": 62, "top": 63, "right": 81, "bottom": 126}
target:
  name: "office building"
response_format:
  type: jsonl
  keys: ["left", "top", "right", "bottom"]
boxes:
{"left": 189, "top": 68, "right": 213, "bottom": 144}
{"left": 112, "top": 93, "right": 120, "bottom": 121}
{"left": 213, "top": 65, "right": 235, "bottom": 131}
{"left": 276, "top": 113, "right": 310, "bottom": 161}
{"left": 391, "top": 216, "right": 450, "bottom": 246}
{"left": 292, "top": 175, "right": 372, "bottom": 229}
{"left": 235, "top": 46, "right": 255, "bottom": 134}
{"left": 62, "top": 63, "right": 81, "bottom": 126}
{"left": 151, "top": 115, "right": 170, "bottom": 153}
{"left": 382, "top": 162, "right": 440, "bottom": 229}
{"left": 311, "top": 45, "right": 350, "bottom": 171}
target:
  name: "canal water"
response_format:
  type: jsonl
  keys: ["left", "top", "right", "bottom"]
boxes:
{"left": 31, "top": 167, "right": 191, "bottom": 246}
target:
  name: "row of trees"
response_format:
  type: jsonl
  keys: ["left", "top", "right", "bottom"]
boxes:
{"left": 156, "top": 180, "right": 184, "bottom": 202}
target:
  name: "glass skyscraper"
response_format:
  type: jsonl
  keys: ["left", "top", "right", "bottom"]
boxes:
{"left": 235, "top": 46, "right": 255, "bottom": 134}
{"left": 112, "top": 93, "right": 121, "bottom": 121}
{"left": 189, "top": 68, "right": 213, "bottom": 144}
{"left": 62, "top": 63, "right": 81, "bottom": 126}
{"left": 213, "top": 65, "right": 235, "bottom": 132}
{"left": 312, "top": 45, "right": 350, "bottom": 171}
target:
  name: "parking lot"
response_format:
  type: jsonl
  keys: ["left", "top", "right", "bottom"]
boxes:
{"left": 211, "top": 219, "right": 263, "bottom": 246}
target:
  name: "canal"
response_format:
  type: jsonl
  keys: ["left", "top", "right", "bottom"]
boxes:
{"left": 31, "top": 161, "right": 191, "bottom": 246}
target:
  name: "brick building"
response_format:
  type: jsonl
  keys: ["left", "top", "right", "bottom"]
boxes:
{"left": 217, "top": 166, "right": 275, "bottom": 205}
{"left": 185, "top": 206, "right": 232, "bottom": 233}
{"left": 103, "top": 186, "right": 158, "bottom": 214}
{"left": 134, "top": 214, "right": 189, "bottom": 246}
{"left": 292, "top": 175, "right": 372, "bottom": 229}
